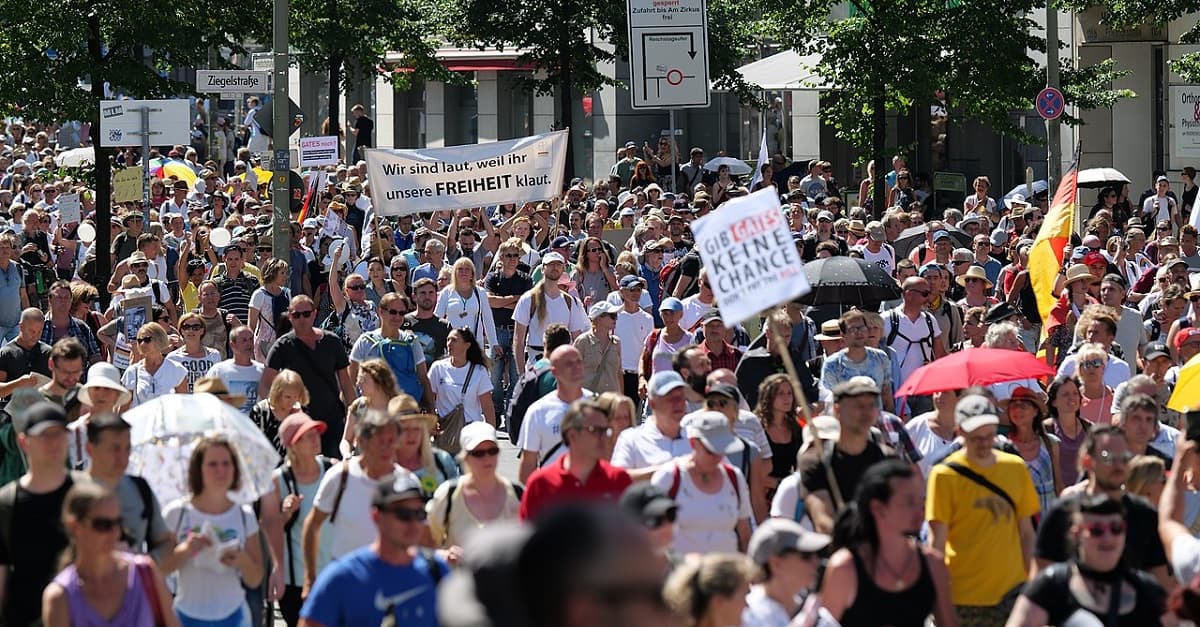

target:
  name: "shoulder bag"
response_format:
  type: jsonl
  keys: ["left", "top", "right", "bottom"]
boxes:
{"left": 434, "top": 363, "right": 476, "bottom": 455}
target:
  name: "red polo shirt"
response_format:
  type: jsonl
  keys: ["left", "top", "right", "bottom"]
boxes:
{"left": 519, "top": 455, "right": 633, "bottom": 521}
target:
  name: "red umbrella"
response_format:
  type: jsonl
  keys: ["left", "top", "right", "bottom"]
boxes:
{"left": 895, "top": 347, "right": 1056, "bottom": 397}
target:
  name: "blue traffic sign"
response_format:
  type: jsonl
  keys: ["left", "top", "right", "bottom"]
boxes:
{"left": 1036, "top": 87, "right": 1064, "bottom": 121}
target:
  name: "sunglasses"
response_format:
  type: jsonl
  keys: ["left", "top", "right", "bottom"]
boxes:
{"left": 1080, "top": 358, "right": 1104, "bottom": 369}
{"left": 181, "top": 324, "right": 204, "bottom": 331}
{"left": 467, "top": 446, "right": 501, "bottom": 458}
{"left": 587, "top": 247, "right": 603, "bottom": 253}
{"left": 580, "top": 425, "right": 613, "bottom": 437}
{"left": 290, "top": 310, "right": 314, "bottom": 319}
{"left": 1081, "top": 521, "right": 1126, "bottom": 538}
{"left": 382, "top": 506, "right": 427, "bottom": 522}
{"left": 87, "top": 516, "right": 124, "bottom": 533}
{"left": 1190, "top": 296, "right": 1200, "bottom": 303}
{"left": 964, "top": 277, "right": 984, "bottom": 283}
{"left": 346, "top": 284, "right": 366, "bottom": 291}
{"left": 1094, "top": 449, "right": 1133, "bottom": 465}
{"left": 647, "top": 508, "right": 678, "bottom": 528}
{"left": 383, "top": 308, "right": 406, "bottom": 316}
{"left": 256, "top": 246, "right": 272, "bottom": 253}
{"left": 135, "top": 337, "right": 155, "bottom": 344}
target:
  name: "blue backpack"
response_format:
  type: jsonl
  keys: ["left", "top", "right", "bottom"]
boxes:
{"left": 369, "top": 332, "right": 423, "bottom": 402}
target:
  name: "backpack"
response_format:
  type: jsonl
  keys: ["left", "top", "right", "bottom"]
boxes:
{"left": 658, "top": 250, "right": 699, "bottom": 300}
{"left": 639, "top": 328, "right": 663, "bottom": 379}
{"left": 279, "top": 456, "right": 334, "bottom": 584}
{"left": 368, "top": 332, "right": 423, "bottom": 402}
{"left": 504, "top": 362, "right": 554, "bottom": 445}
{"left": 270, "top": 288, "right": 293, "bottom": 337}
{"left": 885, "top": 309, "right": 938, "bottom": 366}
{"left": 127, "top": 475, "right": 157, "bottom": 551}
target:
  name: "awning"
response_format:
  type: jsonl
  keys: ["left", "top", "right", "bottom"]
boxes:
{"left": 386, "top": 46, "right": 535, "bottom": 73}
{"left": 734, "top": 50, "right": 829, "bottom": 91}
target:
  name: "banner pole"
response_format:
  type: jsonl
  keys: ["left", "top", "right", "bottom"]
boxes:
{"left": 765, "top": 313, "right": 814, "bottom": 423}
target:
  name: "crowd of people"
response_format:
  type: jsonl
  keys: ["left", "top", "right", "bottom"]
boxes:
{"left": 0, "top": 114, "right": 1199, "bottom": 626}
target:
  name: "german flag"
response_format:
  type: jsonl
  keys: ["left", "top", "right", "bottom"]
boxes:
{"left": 296, "top": 170, "right": 324, "bottom": 224}
{"left": 1029, "top": 165, "right": 1078, "bottom": 344}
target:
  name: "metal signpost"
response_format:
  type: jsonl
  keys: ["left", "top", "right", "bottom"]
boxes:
{"left": 271, "top": 0, "right": 291, "bottom": 260}
{"left": 628, "top": 0, "right": 710, "bottom": 192}
{"left": 99, "top": 99, "right": 190, "bottom": 222}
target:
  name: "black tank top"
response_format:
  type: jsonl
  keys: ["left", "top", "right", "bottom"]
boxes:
{"left": 839, "top": 546, "right": 935, "bottom": 627}
{"left": 767, "top": 433, "right": 802, "bottom": 479}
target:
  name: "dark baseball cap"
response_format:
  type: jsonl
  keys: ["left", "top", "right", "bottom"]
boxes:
{"left": 15, "top": 402, "right": 68, "bottom": 436}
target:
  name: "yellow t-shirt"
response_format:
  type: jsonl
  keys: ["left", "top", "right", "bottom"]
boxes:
{"left": 208, "top": 262, "right": 262, "bottom": 282}
{"left": 180, "top": 281, "right": 200, "bottom": 313}
{"left": 926, "top": 449, "right": 1040, "bottom": 606}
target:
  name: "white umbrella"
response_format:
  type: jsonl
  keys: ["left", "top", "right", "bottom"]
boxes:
{"left": 54, "top": 147, "right": 95, "bottom": 168}
{"left": 125, "top": 393, "right": 281, "bottom": 506}
{"left": 1077, "top": 167, "right": 1130, "bottom": 189}
{"left": 703, "top": 156, "right": 752, "bottom": 176}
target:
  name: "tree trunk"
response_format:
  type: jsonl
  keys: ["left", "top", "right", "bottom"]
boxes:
{"left": 88, "top": 13, "right": 112, "bottom": 310}
{"left": 329, "top": 56, "right": 342, "bottom": 161}
{"left": 871, "top": 93, "right": 887, "bottom": 221}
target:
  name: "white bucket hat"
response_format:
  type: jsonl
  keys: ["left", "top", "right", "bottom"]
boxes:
{"left": 78, "top": 362, "right": 132, "bottom": 408}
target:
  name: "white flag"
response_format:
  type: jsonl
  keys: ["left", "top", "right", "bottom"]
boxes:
{"left": 747, "top": 129, "right": 768, "bottom": 190}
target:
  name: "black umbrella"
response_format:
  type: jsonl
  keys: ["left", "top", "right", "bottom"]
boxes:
{"left": 797, "top": 256, "right": 902, "bottom": 307}
{"left": 892, "top": 225, "right": 972, "bottom": 260}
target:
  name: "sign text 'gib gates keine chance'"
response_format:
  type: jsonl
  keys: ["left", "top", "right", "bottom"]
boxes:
{"left": 363, "top": 130, "right": 568, "bottom": 215}
{"left": 690, "top": 188, "right": 812, "bottom": 326}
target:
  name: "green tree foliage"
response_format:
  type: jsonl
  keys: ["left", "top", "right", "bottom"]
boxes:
{"left": 762, "top": 0, "right": 1131, "bottom": 214}
{"left": 1058, "top": 0, "right": 1200, "bottom": 83}
{"left": 284, "top": 0, "right": 463, "bottom": 144}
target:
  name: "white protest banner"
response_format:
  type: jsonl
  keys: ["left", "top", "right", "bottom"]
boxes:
{"left": 299, "top": 135, "right": 339, "bottom": 167}
{"left": 364, "top": 130, "right": 568, "bottom": 215}
{"left": 690, "top": 187, "right": 811, "bottom": 326}
{"left": 57, "top": 193, "right": 81, "bottom": 224}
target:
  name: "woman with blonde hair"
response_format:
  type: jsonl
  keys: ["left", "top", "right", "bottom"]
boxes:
{"left": 594, "top": 391, "right": 637, "bottom": 460}
{"left": 435, "top": 257, "right": 500, "bottom": 360}
{"left": 121, "top": 322, "right": 188, "bottom": 407}
{"left": 249, "top": 368, "right": 310, "bottom": 457}
{"left": 163, "top": 436, "right": 263, "bottom": 626}
{"left": 1076, "top": 342, "right": 1114, "bottom": 424}
{"left": 663, "top": 553, "right": 757, "bottom": 627}
{"left": 427, "top": 421, "right": 521, "bottom": 549}
{"left": 42, "top": 482, "right": 179, "bottom": 627}
{"left": 339, "top": 358, "right": 400, "bottom": 458}
{"left": 327, "top": 240, "right": 378, "bottom": 349}
{"left": 168, "top": 312, "right": 221, "bottom": 393}
{"left": 1126, "top": 454, "right": 1166, "bottom": 504}
{"left": 389, "top": 394, "right": 459, "bottom": 498}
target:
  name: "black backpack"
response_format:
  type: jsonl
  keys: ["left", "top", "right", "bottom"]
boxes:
{"left": 504, "top": 364, "right": 554, "bottom": 445}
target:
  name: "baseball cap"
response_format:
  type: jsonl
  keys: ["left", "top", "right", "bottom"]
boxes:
{"left": 624, "top": 141, "right": 637, "bottom": 149}
{"left": 1176, "top": 327, "right": 1200, "bottom": 350}
{"left": 832, "top": 377, "right": 878, "bottom": 401}
{"left": 817, "top": 210, "right": 835, "bottom": 222}
{"left": 277, "top": 411, "right": 327, "bottom": 447}
{"left": 990, "top": 229, "right": 1009, "bottom": 247}
{"left": 807, "top": 415, "right": 841, "bottom": 441}
{"left": 685, "top": 411, "right": 744, "bottom": 455}
{"left": 372, "top": 472, "right": 424, "bottom": 507}
{"left": 620, "top": 207, "right": 636, "bottom": 217}
{"left": 1142, "top": 342, "right": 1171, "bottom": 362}
{"left": 15, "top": 402, "right": 68, "bottom": 436}
{"left": 748, "top": 518, "right": 831, "bottom": 566}
{"left": 866, "top": 221, "right": 886, "bottom": 242}
{"left": 460, "top": 421, "right": 498, "bottom": 453}
{"left": 951, "top": 248, "right": 973, "bottom": 262}
{"left": 619, "top": 483, "right": 677, "bottom": 525}
{"left": 932, "top": 230, "right": 952, "bottom": 243}
{"left": 704, "top": 382, "right": 740, "bottom": 402}
{"left": 550, "top": 235, "right": 572, "bottom": 249}
{"left": 648, "top": 371, "right": 687, "bottom": 398}
{"left": 542, "top": 252, "right": 566, "bottom": 266}
{"left": 1070, "top": 246, "right": 1091, "bottom": 261}
{"left": 1157, "top": 175, "right": 1170, "bottom": 184}
{"left": 985, "top": 301, "right": 1020, "bottom": 324}
{"left": 1083, "top": 251, "right": 1108, "bottom": 267}
{"left": 587, "top": 300, "right": 622, "bottom": 319}
{"left": 659, "top": 297, "right": 684, "bottom": 312}
{"left": 699, "top": 309, "right": 723, "bottom": 326}
{"left": 619, "top": 274, "right": 645, "bottom": 289}
{"left": 955, "top": 394, "right": 1000, "bottom": 433}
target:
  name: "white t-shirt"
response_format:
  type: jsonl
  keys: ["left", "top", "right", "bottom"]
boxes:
{"left": 614, "top": 309, "right": 655, "bottom": 371}
{"left": 741, "top": 585, "right": 792, "bottom": 627}
{"left": 649, "top": 460, "right": 751, "bottom": 555}
{"left": 512, "top": 290, "right": 589, "bottom": 356}
{"left": 313, "top": 460, "right": 413, "bottom": 559}
{"left": 882, "top": 308, "right": 943, "bottom": 386}
{"left": 435, "top": 286, "right": 497, "bottom": 348}
{"left": 905, "top": 413, "right": 958, "bottom": 477}
{"left": 516, "top": 390, "right": 595, "bottom": 465}
{"left": 855, "top": 243, "right": 895, "bottom": 276}
{"left": 121, "top": 358, "right": 188, "bottom": 407}
{"left": 204, "top": 360, "right": 265, "bottom": 414}
{"left": 162, "top": 500, "right": 259, "bottom": 620}
{"left": 768, "top": 474, "right": 815, "bottom": 530}
{"left": 1142, "top": 195, "right": 1175, "bottom": 224}
{"left": 168, "top": 346, "right": 222, "bottom": 393}
{"left": 427, "top": 359, "right": 494, "bottom": 424}
{"left": 679, "top": 294, "right": 716, "bottom": 330}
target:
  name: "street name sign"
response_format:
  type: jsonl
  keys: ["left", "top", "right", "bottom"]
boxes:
{"left": 196, "top": 70, "right": 270, "bottom": 95}
{"left": 627, "top": 0, "right": 711, "bottom": 109}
